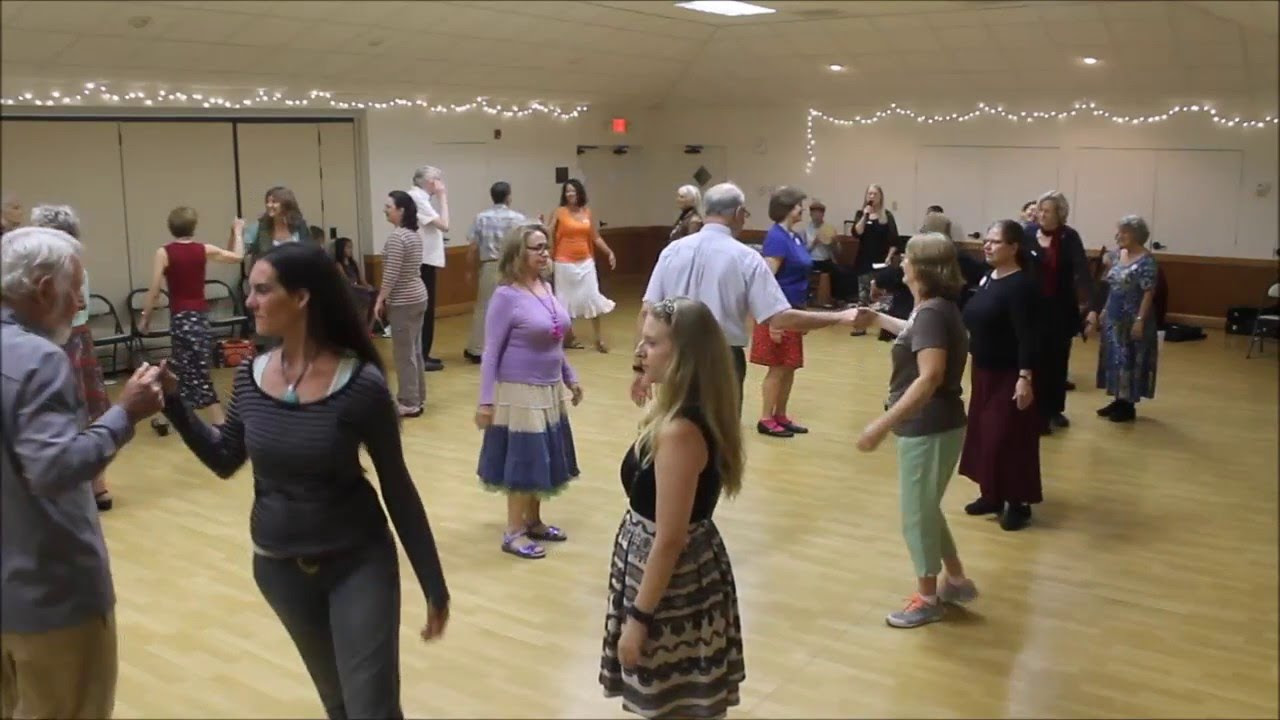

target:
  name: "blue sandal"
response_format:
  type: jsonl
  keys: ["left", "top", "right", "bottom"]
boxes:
{"left": 502, "top": 531, "right": 546, "bottom": 559}
{"left": 527, "top": 523, "right": 567, "bottom": 542}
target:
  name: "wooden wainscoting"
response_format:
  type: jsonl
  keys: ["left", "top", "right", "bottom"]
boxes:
{"left": 1155, "top": 254, "right": 1278, "bottom": 328}
{"left": 372, "top": 232, "right": 1277, "bottom": 324}
{"left": 364, "top": 246, "right": 477, "bottom": 319}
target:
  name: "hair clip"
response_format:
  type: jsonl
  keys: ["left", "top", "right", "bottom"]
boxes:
{"left": 653, "top": 298, "right": 678, "bottom": 318}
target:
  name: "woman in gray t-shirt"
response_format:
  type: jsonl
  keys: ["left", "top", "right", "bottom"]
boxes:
{"left": 851, "top": 232, "right": 977, "bottom": 629}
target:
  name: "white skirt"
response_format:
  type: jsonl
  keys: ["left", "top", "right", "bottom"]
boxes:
{"left": 553, "top": 259, "right": 615, "bottom": 319}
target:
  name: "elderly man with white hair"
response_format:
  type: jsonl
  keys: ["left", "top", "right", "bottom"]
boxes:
{"left": 409, "top": 165, "right": 450, "bottom": 371}
{"left": 0, "top": 227, "right": 165, "bottom": 719}
{"left": 635, "top": 182, "right": 862, "bottom": 414}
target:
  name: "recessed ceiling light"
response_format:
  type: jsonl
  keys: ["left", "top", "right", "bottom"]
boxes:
{"left": 828, "top": 63, "right": 846, "bottom": 72}
{"left": 1081, "top": 56, "right": 1099, "bottom": 65}
{"left": 674, "top": 1, "right": 776, "bottom": 17}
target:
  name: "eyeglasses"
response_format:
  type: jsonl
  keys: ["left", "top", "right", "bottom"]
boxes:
{"left": 526, "top": 243, "right": 550, "bottom": 253}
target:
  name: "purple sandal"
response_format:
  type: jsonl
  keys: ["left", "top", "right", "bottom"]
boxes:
{"left": 502, "top": 531, "right": 546, "bottom": 559}
{"left": 527, "top": 523, "right": 567, "bottom": 542}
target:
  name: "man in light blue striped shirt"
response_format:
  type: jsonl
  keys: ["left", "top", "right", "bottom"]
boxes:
{"left": 464, "top": 182, "right": 526, "bottom": 361}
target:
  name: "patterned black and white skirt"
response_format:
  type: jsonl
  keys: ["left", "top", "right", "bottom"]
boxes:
{"left": 170, "top": 310, "right": 218, "bottom": 409}
{"left": 599, "top": 510, "right": 745, "bottom": 719}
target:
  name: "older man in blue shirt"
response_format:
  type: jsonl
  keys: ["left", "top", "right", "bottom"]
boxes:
{"left": 0, "top": 226, "right": 165, "bottom": 719}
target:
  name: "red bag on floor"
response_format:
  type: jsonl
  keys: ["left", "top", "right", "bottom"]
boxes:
{"left": 220, "top": 339, "right": 256, "bottom": 367}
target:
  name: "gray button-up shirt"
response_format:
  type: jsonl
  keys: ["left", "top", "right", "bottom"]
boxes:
{"left": 1, "top": 306, "right": 133, "bottom": 633}
{"left": 467, "top": 205, "right": 527, "bottom": 262}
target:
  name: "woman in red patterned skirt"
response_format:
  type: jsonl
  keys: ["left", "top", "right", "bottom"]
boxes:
{"left": 750, "top": 187, "right": 813, "bottom": 438}
{"left": 32, "top": 204, "right": 115, "bottom": 510}
{"left": 958, "top": 220, "right": 1042, "bottom": 531}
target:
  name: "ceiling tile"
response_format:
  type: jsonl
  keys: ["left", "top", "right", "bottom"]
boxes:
{"left": 1178, "top": 43, "right": 1247, "bottom": 66}
{"left": 50, "top": 36, "right": 140, "bottom": 67}
{"left": 1, "top": 29, "right": 77, "bottom": 63}
{"left": 225, "top": 16, "right": 307, "bottom": 46}
{"left": 1100, "top": 2, "right": 1169, "bottom": 22}
{"left": 1045, "top": 20, "right": 1110, "bottom": 45}
{"left": 4, "top": 0, "right": 124, "bottom": 32}
{"left": 937, "top": 25, "right": 992, "bottom": 50}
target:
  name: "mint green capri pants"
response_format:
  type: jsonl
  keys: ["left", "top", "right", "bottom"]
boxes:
{"left": 896, "top": 427, "right": 965, "bottom": 578}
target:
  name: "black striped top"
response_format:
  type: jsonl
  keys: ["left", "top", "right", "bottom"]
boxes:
{"left": 162, "top": 361, "right": 449, "bottom": 609}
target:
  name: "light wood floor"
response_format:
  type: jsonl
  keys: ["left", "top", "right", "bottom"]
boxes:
{"left": 100, "top": 281, "right": 1278, "bottom": 719}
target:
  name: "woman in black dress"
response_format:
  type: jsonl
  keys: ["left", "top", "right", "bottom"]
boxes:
{"left": 959, "top": 220, "right": 1042, "bottom": 531}
{"left": 1022, "top": 191, "right": 1093, "bottom": 434}
{"left": 850, "top": 183, "right": 901, "bottom": 313}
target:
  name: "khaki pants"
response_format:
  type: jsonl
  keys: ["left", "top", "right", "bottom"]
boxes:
{"left": 466, "top": 261, "right": 500, "bottom": 356}
{"left": 1, "top": 613, "right": 117, "bottom": 719}
{"left": 387, "top": 299, "right": 428, "bottom": 410}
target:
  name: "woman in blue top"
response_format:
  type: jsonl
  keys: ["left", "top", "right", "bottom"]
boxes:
{"left": 750, "top": 187, "right": 814, "bottom": 438}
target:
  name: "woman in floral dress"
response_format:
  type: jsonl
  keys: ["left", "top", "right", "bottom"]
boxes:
{"left": 1086, "top": 215, "right": 1159, "bottom": 423}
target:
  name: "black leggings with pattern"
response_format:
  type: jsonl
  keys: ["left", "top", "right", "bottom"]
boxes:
{"left": 171, "top": 310, "right": 218, "bottom": 409}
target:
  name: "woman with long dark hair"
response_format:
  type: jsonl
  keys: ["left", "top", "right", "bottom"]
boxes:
{"left": 375, "top": 191, "right": 429, "bottom": 417}
{"left": 958, "top": 220, "right": 1042, "bottom": 531}
{"left": 158, "top": 242, "right": 449, "bottom": 719}
{"left": 239, "top": 186, "right": 308, "bottom": 263}
{"left": 333, "top": 236, "right": 376, "bottom": 330}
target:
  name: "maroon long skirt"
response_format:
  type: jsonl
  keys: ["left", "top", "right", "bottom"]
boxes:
{"left": 959, "top": 366, "right": 1043, "bottom": 504}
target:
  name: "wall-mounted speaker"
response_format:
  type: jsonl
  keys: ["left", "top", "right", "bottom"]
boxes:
{"left": 555, "top": 166, "right": 569, "bottom": 184}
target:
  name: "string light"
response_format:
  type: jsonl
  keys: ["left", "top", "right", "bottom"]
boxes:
{"left": 0, "top": 83, "right": 590, "bottom": 120}
{"left": 804, "top": 100, "right": 1279, "bottom": 174}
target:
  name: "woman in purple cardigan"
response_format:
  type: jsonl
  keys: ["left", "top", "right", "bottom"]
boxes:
{"left": 475, "top": 222, "right": 584, "bottom": 560}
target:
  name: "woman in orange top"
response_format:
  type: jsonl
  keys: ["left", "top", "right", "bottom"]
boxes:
{"left": 547, "top": 179, "right": 617, "bottom": 352}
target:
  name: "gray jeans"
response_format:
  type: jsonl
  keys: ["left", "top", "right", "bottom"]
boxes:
{"left": 466, "top": 261, "right": 500, "bottom": 356}
{"left": 387, "top": 300, "right": 427, "bottom": 409}
{"left": 253, "top": 535, "right": 402, "bottom": 720}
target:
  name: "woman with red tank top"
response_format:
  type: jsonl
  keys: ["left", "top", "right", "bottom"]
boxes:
{"left": 140, "top": 206, "right": 245, "bottom": 424}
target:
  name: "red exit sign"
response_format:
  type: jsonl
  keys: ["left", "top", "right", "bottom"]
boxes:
{"left": 611, "top": 117, "right": 628, "bottom": 134}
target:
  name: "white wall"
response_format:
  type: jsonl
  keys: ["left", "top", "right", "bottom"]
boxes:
{"left": 646, "top": 106, "right": 1279, "bottom": 258}
{"left": 362, "top": 107, "right": 655, "bottom": 254}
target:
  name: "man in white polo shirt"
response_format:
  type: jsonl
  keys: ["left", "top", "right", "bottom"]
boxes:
{"left": 635, "top": 181, "right": 860, "bottom": 413}
{"left": 409, "top": 165, "right": 449, "bottom": 372}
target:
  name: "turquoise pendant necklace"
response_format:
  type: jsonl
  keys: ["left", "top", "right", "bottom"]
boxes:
{"left": 279, "top": 352, "right": 313, "bottom": 404}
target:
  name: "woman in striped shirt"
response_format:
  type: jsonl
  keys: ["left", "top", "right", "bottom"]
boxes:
{"left": 375, "top": 191, "right": 429, "bottom": 417}
{"left": 159, "top": 242, "right": 449, "bottom": 719}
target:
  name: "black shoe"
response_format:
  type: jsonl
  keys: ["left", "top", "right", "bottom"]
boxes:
{"left": 1000, "top": 503, "right": 1031, "bottom": 531}
{"left": 463, "top": 350, "right": 482, "bottom": 364}
{"left": 965, "top": 496, "right": 1004, "bottom": 516}
{"left": 1065, "top": 380, "right": 1077, "bottom": 392}
{"left": 1097, "top": 400, "right": 1122, "bottom": 417}
{"left": 1050, "top": 413, "right": 1070, "bottom": 429}
{"left": 1108, "top": 402, "right": 1136, "bottom": 423}
{"left": 95, "top": 491, "right": 113, "bottom": 512}
{"left": 423, "top": 358, "right": 444, "bottom": 372}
